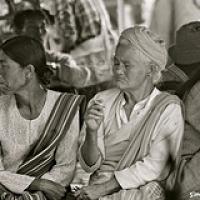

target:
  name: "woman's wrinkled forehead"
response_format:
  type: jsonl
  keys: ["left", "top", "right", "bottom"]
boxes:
{"left": 115, "top": 38, "right": 137, "bottom": 56}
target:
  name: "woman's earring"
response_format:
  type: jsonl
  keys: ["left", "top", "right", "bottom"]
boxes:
{"left": 26, "top": 72, "right": 31, "bottom": 78}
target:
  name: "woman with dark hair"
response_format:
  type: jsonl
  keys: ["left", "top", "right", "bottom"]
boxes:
{"left": 0, "top": 36, "right": 84, "bottom": 200}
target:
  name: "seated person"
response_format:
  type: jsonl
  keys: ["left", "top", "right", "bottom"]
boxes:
{"left": 158, "top": 21, "right": 200, "bottom": 200}
{"left": 0, "top": 36, "right": 84, "bottom": 200}
{"left": 75, "top": 26, "right": 184, "bottom": 200}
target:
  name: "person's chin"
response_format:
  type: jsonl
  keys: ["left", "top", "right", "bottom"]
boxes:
{"left": 115, "top": 81, "right": 127, "bottom": 90}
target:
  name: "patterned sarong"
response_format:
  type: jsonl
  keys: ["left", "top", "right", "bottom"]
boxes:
{"left": 0, "top": 94, "right": 85, "bottom": 200}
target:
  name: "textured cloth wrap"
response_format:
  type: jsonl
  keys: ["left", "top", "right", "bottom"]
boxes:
{"left": 120, "top": 26, "right": 167, "bottom": 71}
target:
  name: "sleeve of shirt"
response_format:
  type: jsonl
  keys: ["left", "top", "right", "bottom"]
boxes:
{"left": 75, "top": 0, "right": 101, "bottom": 40}
{"left": 46, "top": 51, "right": 92, "bottom": 87}
{"left": 114, "top": 104, "right": 184, "bottom": 189}
{"left": 41, "top": 110, "right": 79, "bottom": 186}
{"left": 0, "top": 145, "right": 35, "bottom": 194}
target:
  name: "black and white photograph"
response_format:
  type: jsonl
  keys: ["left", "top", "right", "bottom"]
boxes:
{"left": 0, "top": 0, "right": 200, "bottom": 199}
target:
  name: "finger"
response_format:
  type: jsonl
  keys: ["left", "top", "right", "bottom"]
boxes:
{"left": 75, "top": 186, "right": 80, "bottom": 190}
{"left": 87, "top": 105, "right": 104, "bottom": 114}
{"left": 73, "top": 190, "right": 81, "bottom": 197}
{"left": 92, "top": 102, "right": 105, "bottom": 108}
{"left": 86, "top": 109, "right": 104, "bottom": 117}
{"left": 89, "top": 99, "right": 104, "bottom": 107}
{"left": 85, "top": 114, "right": 103, "bottom": 121}
{"left": 93, "top": 99, "right": 103, "bottom": 105}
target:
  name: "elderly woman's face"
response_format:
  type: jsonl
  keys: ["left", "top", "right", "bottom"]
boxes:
{"left": 0, "top": 50, "right": 27, "bottom": 94}
{"left": 113, "top": 40, "right": 149, "bottom": 91}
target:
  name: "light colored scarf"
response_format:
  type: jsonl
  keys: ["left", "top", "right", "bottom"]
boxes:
{"left": 120, "top": 26, "right": 167, "bottom": 71}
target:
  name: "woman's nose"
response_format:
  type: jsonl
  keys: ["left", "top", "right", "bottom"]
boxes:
{"left": 114, "top": 63, "right": 125, "bottom": 75}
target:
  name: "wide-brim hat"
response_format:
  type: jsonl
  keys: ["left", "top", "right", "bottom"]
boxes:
{"left": 168, "top": 21, "right": 200, "bottom": 65}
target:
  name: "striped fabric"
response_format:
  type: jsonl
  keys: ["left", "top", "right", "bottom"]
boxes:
{"left": 0, "top": 184, "right": 47, "bottom": 200}
{"left": 116, "top": 93, "right": 181, "bottom": 172}
{"left": 0, "top": 93, "right": 85, "bottom": 200}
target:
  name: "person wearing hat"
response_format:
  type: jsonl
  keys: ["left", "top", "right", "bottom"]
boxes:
{"left": 72, "top": 26, "right": 184, "bottom": 200}
{"left": 159, "top": 21, "right": 200, "bottom": 200}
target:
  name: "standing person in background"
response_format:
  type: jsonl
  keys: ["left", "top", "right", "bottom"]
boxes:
{"left": 54, "top": 0, "right": 117, "bottom": 85}
{"left": 150, "top": 0, "right": 200, "bottom": 49}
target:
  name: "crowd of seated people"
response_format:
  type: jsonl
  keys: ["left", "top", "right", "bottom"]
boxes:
{"left": 0, "top": 2, "right": 200, "bottom": 200}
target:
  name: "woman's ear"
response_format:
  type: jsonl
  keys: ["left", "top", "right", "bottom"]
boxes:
{"left": 149, "top": 62, "right": 158, "bottom": 73}
{"left": 24, "top": 64, "right": 35, "bottom": 81}
{"left": 149, "top": 62, "right": 161, "bottom": 84}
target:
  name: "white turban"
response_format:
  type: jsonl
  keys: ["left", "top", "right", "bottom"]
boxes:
{"left": 120, "top": 26, "right": 167, "bottom": 70}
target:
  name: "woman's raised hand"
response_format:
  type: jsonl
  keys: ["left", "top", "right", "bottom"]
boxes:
{"left": 85, "top": 99, "right": 104, "bottom": 132}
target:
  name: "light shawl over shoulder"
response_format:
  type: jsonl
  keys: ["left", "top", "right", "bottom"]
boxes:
{"left": 79, "top": 88, "right": 184, "bottom": 196}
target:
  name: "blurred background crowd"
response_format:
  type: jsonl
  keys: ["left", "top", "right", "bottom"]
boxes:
{"left": 1, "top": 0, "right": 200, "bottom": 48}
{"left": 0, "top": 0, "right": 200, "bottom": 190}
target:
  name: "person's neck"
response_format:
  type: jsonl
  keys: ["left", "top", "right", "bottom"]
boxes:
{"left": 15, "top": 82, "right": 47, "bottom": 119}
{"left": 123, "top": 81, "right": 154, "bottom": 105}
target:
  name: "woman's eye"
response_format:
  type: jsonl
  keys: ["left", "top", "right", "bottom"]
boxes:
{"left": 124, "top": 64, "right": 131, "bottom": 68}
{"left": 114, "top": 63, "right": 120, "bottom": 66}
{"left": 0, "top": 63, "right": 7, "bottom": 68}
{"left": 53, "top": 38, "right": 61, "bottom": 44}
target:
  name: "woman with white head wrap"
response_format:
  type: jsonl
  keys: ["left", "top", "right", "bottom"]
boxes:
{"left": 119, "top": 25, "right": 167, "bottom": 85}
{"left": 75, "top": 26, "right": 184, "bottom": 200}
